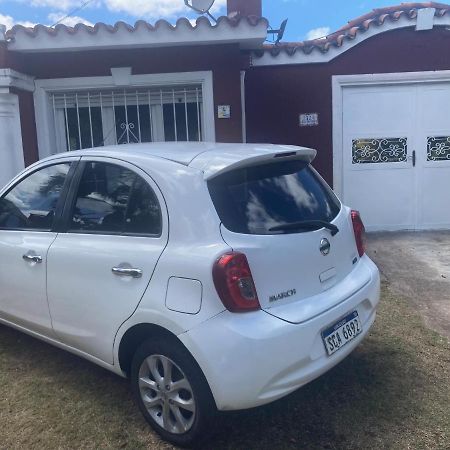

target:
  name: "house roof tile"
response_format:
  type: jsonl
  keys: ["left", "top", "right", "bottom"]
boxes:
{"left": 259, "top": 2, "right": 450, "bottom": 57}
{"left": 4, "top": 15, "right": 269, "bottom": 52}
{"left": 5, "top": 15, "right": 267, "bottom": 41}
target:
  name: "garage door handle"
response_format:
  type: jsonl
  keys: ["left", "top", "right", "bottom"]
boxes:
{"left": 23, "top": 254, "right": 43, "bottom": 264}
{"left": 112, "top": 267, "right": 143, "bottom": 279}
{"left": 413, "top": 150, "right": 416, "bottom": 167}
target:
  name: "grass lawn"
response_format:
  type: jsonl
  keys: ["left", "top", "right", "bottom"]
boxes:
{"left": 0, "top": 284, "right": 449, "bottom": 449}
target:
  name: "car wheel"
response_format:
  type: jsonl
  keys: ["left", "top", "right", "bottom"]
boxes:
{"left": 130, "top": 337, "right": 217, "bottom": 447}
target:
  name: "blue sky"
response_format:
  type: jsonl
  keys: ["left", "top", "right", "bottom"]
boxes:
{"left": 0, "top": 0, "right": 403, "bottom": 41}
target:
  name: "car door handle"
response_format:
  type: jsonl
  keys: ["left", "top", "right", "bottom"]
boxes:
{"left": 112, "top": 267, "right": 143, "bottom": 279}
{"left": 23, "top": 254, "right": 43, "bottom": 264}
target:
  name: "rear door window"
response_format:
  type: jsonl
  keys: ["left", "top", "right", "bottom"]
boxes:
{"left": 69, "top": 161, "right": 162, "bottom": 236}
{"left": 208, "top": 160, "right": 340, "bottom": 235}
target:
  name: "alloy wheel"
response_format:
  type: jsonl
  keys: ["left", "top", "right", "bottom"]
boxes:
{"left": 138, "top": 354, "right": 196, "bottom": 434}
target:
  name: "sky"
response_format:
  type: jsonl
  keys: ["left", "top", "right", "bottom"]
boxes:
{"left": 0, "top": 0, "right": 407, "bottom": 41}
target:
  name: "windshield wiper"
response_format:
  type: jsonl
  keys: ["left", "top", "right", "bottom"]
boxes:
{"left": 269, "top": 220, "right": 339, "bottom": 236}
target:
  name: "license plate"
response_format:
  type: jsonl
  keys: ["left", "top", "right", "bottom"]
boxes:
{"left": 322, "top": 311, "right": 362, "bottom": 356}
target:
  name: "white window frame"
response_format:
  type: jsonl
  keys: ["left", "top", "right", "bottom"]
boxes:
{"left": 34, "top": 71, "right": 216, "bottom": 159}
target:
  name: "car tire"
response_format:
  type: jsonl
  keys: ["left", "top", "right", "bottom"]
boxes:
{"left": 130, "top": 336, "right": 217, "bottom": 448}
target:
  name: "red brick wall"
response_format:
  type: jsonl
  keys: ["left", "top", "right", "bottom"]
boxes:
{"left": 246, "top": 27, "right": 450, "bottom": 185}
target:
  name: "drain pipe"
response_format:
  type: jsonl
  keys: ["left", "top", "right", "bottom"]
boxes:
{"left": 240, "top": 70, "right": 247, "bottom": 143}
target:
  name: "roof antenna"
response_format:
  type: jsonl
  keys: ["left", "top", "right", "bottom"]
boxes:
{"left": 267, "top": 19, "right": 288, "bottom": 44}
{"left": 184, "top": 0, "right": 218, "bottom": 23}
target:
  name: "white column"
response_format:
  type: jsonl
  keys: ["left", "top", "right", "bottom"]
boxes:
{"left": 0, "top": 91, "right": 25, "bottom": 186}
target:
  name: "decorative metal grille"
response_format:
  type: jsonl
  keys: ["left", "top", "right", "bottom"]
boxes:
{"left": 352, "top": 138, "right": 407, "bottom": 164}
{"left": 427, "top": 136, "right": 450, "bottom": 161}
{"left": 51, "top": 85, "right": 203, "bottom": 152}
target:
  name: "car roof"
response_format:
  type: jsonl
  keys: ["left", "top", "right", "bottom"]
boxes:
{"left": 46, "top": 142, "right": 317, "bottom": 179}
{"left": 61, "top": 142, "right": 216, "bottom": 166}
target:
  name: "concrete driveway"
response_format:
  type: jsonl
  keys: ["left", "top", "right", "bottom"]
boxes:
{"left": 367, "top": 231, "right": 450, "bottom": 340}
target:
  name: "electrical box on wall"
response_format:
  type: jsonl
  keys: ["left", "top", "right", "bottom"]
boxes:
{"left": 218, "top": 105, "right": 231, "bottom": 119}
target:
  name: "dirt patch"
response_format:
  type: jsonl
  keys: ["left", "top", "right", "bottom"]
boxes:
{"left": 367, "top": 231, "right": 450, "bottom": 340}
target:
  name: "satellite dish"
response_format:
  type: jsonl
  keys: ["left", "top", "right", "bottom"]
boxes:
{"left": 185, "top": 0, "right": 215, "bottom": 14}
{"left": 192, "top": 0, "right": 215, "bottom": 13}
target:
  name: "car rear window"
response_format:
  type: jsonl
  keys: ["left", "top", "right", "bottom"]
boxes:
{"left": 207, "top": 159, "right": 341, "bottom": 235}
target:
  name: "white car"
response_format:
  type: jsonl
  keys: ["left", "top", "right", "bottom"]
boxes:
{"left": 0, "top": 143, "right": 380, "bottom": 447}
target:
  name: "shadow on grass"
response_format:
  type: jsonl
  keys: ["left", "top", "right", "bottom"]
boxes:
{"left": 203, "top": 328, "right": 430, "bottom": 450}
{"left": 0, "top": 320, "right": 429, "bottom": 450}
{"left": 0, "top": 324, "right": 149, "bottom": 448}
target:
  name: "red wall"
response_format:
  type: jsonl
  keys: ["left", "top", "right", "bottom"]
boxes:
{"left": 10, "top": 88, "right": 40, "bottom": 166}
{"left": 245, "top": 27, "right": 450, "bottom": 185}
{"left": 7, "top": 26, "right": 450, "bottom": 172}
{"left": 8, "top": 44, "right": 248, "bottom": 165}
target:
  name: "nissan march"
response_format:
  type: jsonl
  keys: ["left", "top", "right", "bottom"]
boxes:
{"left": 0, "top": 143, "right": 380, "bottom": 447}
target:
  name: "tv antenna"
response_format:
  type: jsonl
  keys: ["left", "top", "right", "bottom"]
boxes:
{"left": 184, "top": 0, "right": 218, "bottom": 23}
{"left": 185, "top": 0, "right": 288, "bottom": 44}
{"left": 267, "top": 19, "right": 288, "bottom": 44}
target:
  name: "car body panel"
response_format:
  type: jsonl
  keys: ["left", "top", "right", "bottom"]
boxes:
{"left": 179, "top": 255, "right": 380, "bottom": 410}
{"left": 46, "top": 156, "right": 169, "bottom": 364}
{"left": 0, "top": 156, "right": 80, "bottom": 335}
{"left": 21, "top": 142, "right": 316, "bottom": 181}
{"left": 112, "top": 166, "right": 229, "bottom": 365}
{"left": 189, "top": 144, "right": 316, "bottom": 179}
{"left": 0, "top": 231, "right": 57, "bottom": 334}
{"left": 220, "top": 206, "right": 362, "bottom": 321}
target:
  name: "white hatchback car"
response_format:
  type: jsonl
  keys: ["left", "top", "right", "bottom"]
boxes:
{"left": 0, "top": 143, "right": 380, "bottom": 447}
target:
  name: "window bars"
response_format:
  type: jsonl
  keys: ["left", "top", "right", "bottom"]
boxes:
{"left": 51, "top": 85, "right": 204, "bottom": 152}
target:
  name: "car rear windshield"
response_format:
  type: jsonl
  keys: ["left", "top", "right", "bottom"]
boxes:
{"left": 208, "top": 159, "right": 341, "bottom": 235}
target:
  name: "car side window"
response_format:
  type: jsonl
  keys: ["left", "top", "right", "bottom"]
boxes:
{"left": 0, "top": 163, "right": 71, "bottom": 231}
{"left": 70, "top": 161, "right": 162, "bottom": 236}
{"left": 125, "top": 175, "right": 162, "bottom": 236}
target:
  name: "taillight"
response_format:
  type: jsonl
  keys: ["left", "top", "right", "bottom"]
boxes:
{"left": 213, "top": 252, "right": 260, "bottom": 313}
{"left": 351, "top": 210, "right": 366, "bottom": 257}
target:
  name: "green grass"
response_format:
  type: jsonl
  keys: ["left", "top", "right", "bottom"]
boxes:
{"left": 0, "top": 285, "right": 449, "bottom": 449}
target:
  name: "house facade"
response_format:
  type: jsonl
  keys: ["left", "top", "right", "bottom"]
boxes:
{"left": 1, "top": 1, "right": 450, "bottom": 230}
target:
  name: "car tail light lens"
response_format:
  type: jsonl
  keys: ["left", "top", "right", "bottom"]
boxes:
{"left": 213, "top": 252, "right": 260, "bottom": 313}
{"left": 351, "top": 210, "right": 366, "bottom": 257}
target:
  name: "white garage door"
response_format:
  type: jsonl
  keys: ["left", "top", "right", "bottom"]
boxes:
{"left": 342, "top": 82, "right": 450, "bottom": 231}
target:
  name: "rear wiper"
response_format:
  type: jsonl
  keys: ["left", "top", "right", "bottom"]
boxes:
{"left": 269, "top": 220, "right": 339, "bottom": 236}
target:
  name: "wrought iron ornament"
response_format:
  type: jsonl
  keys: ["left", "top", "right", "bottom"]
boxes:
{"left": 352, "top": 138, "right": 407, "bottom": 164}
{"left": 427, "top": 136, "right": 450, "bottom": 161}
{"left": 118, "top": 122, "right": 138, "bottom": 144}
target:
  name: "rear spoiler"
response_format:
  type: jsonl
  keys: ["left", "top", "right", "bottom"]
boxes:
{"left": 189, "top": 145, "right": 317, "bottom": 180}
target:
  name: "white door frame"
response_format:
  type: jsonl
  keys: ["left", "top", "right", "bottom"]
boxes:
{"left": 332, "top": 70, "right": 450, "bottom": 200}
{"left": 34, "top": 70, "right": 216, "bottom": 159}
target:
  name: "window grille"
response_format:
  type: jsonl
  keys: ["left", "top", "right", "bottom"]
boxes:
{"left": 427, "top": 136, "right": 450, "bottom": 161}
{"left": 352, "top": 138, "right": 407, "bottom": 164}
{"left": 50, "top": 85, "right": 203, "bottom": 151}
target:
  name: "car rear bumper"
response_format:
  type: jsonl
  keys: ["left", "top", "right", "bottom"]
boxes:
{"left": 179, "top": 255, "right": 380, "bottom": 411}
